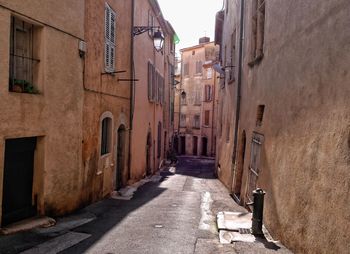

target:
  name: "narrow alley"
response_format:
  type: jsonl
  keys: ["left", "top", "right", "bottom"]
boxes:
{"left": 0, "top": 157, "right": 290, "bottom": 254}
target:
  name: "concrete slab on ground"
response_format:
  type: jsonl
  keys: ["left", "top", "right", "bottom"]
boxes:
{"left": 217, "top": 211, "right": 252, "bottom": 231}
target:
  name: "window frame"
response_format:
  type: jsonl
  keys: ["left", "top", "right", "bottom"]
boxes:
{"left": 101, "top": 116, "right": 112, "bottom": 156}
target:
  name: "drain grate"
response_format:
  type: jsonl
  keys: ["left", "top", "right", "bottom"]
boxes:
{"left": 239, "top": 228, "right": 251, "bottom": 234}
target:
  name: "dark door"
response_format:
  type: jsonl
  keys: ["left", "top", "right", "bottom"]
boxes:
{"left": 180, "top": 136, "right": 186, "bottom": 155}
{"left": 192, "top": 136, "right": 198, "bottom": 155}
{"left": 116, "top": 126, "right": 125, "bottom": 190}
{"left": 201, "top": 137, "right": 208, "bottom": 156}
{"left": 2, "top": 137, "right": 37, "bottom": 226}
{"left": 146, "top": 132, "right": 152, "bottom": 175}
{"left": 173, "top": 136, "right": 178, "bottom": 153}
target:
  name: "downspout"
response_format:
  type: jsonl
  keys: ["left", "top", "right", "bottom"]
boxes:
{"left": 128, "top": 0, "right": 135, "bottom": 180}
{"left": 232, "top": 0, "right": 245, "bottom": 165}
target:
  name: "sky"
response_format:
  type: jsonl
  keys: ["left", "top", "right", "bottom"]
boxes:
{"left": 157, "top": 0, "right": 224, "bottom": 54}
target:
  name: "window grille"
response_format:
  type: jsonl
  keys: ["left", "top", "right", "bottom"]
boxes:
{"left": 105, "top": 3, "right": 116, "bottom": 72}
{"left": 9, "top": 17, "right": 40, "bottom": 93}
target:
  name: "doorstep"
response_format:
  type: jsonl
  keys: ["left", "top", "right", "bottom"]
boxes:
{"left": 0, "top": 216, "right": 55, "bottom": 235}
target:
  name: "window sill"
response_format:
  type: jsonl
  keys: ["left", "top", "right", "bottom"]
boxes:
{"left": 9, "top": 90, "right": 40, "bottom": 95}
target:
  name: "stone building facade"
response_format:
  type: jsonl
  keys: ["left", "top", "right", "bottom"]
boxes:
{"left": 215, "top": 0, "right": 350, "bottom": 253}
{"left": 130, "top": 0, "right": 176, "bottom": 180}
{"left": 174, "top": 39, "right": 219, "bottom": 157}
{"left": 0, "top": 0, "right": 85, "bottom": 226}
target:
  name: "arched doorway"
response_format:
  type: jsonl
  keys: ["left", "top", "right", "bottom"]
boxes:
{"left": 232, "top": 130, "right": 246, "bottom": 202}
{"left": 201, "top": 137, "right": 208, "bottom": 156}
{"left": 146, "top": 131, "right": 152, "bottom": 175}
{"left": 116, "top": 125, "right": 126, "bottom": 190}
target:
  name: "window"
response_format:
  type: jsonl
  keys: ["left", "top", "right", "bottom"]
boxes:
{"left": 193, "top": 115, "right": 200, "bottom": 129}
{"left": 204, "top": 110, "right": 210, "bottom": 126}
{"left": 169, "top": 64, "right": 175, "bottom": 85}
{"left": 180, "top": 92, "right": 187, "bottom": 105}
{"left": 101, "top": 117, "right": 112, "bottom": 155}
{"left": 206, "top": 68, "right": 213, "bottom": 79}
{"left": 105, "top": 3, "right": 116, "bottom": 72}
{"left": 195, "top": 60, "right": 202, "bottom": 74}
{"left": 256, "top": 105, "right": 265, "bottom": 126}
{"left": 9, "top": 17, "right": 40, "bottom": 93}
{"left": 180, "top": 114, "right": 186, "bottom": 127}
{"left": 156, "top": 71, "right": 164, "bottom": 104}
{"left": 148, "top": 61, "right": 155, "bottom": 102}
{"left": 248, "top": 0, "right": 265, "bottom": 66}
{"left": 157, "top": 122, "right": 162, "bottom": 158}
{"left": 148, "top": 10, "right": 154, "bottom": 37}
{"left": 229, "top": 29, "right": 236, "bottom": 82}
{"left": 204, "top": 85, "right": 212, "bottom": 101}
{"left": 194, "top": 89, "right": 202, "bottom": 105}
{"left": 183, "top": 62, "right": 189, "bottom": 76}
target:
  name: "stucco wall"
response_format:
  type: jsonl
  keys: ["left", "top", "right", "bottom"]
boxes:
{"left": 131, "top": 0, "right": 167, "bottom": 180}
{"left": 0, "top": 0, "right": 84, "bottom": 222}
{"left": 217, "top": 0, "right": 350, "bottom": 253}
{"left": 82, "top": 0, "right": 131, "bottom": 203}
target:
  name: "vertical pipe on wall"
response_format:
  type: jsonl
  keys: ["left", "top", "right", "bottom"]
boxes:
{"left": 128, "top": 0, "right": 135, "bottom": 180}
{"left": 232, "top": 0, "right": 245, "bottom": 165}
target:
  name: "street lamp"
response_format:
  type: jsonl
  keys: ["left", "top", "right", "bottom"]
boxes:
{"left": 133, "top": 26, "right": 164, "bottom": 52}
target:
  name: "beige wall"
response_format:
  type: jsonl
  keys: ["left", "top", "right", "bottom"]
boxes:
{"left": 131, "top": 0, "right": 173, "bottom": 180}
{"left": 0, "top": 0, "right": 84, "bottom": 223}
{"left": 216, "top": 0, "right": 350, "bottom": 253}
{"left": 82, "top": 0, "right": 131, "bottom": 203}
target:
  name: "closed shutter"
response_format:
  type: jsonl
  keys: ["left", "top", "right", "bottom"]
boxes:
{"left": 105, "top": 4, "right": 116, "bottom": 72}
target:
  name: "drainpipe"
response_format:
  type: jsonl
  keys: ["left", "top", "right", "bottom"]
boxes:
{"left": 128, "top": 0, "right": 135, "bottom": 180}
{"left": 232, "top": 0, "right": 244, "bottom": 165}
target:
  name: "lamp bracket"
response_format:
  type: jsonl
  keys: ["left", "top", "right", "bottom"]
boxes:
{"left": 133, "top": 26, "right": 161, "bottom": 36}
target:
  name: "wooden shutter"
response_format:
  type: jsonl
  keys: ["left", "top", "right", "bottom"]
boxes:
{"left": 205, "top": 110, "right": 210, "bottom": 126}
{"left": 148, "top": 61, "right": 152, "bottom": 101}
{"left": 105, "top": 4, "right": 116, "bottom": 72}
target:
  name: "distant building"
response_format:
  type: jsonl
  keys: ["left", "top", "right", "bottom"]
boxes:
{"left": 215, "top": 0, "right": 350, "bottom": 253}
{"left": 174, "top": 39, "right": 219, "bottom": 157}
